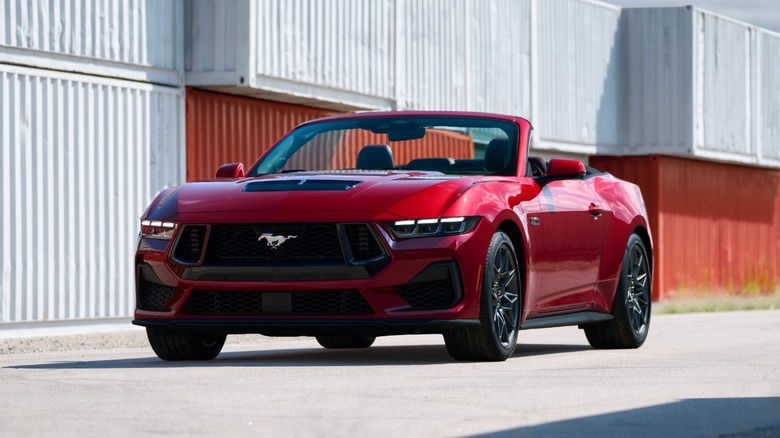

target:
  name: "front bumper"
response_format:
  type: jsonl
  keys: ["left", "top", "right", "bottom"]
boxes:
{"left": 134, "top": 219, "right": 495, "bottom": 330}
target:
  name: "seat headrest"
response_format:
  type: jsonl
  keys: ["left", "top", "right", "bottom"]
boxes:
{"left": 356, "top": 144, "right": 394, "bottom": 170}
{"left": 484, "top": 138, "right": 512, "bottom": 173}
{"left": 406, "top": 157, "right": 455, "bottom": 171}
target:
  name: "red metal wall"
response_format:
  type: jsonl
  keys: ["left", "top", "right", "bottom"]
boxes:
{"left": 590, "top": 155, "right": 780, "bottom": 299}
{"left": 186, "top": 88, "right": 343, "bottom": 181}
{"left": 186, "top": 88, "right": 474, "bottom": 180}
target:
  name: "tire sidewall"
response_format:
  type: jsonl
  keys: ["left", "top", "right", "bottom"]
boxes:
{"left": 616, "top": 234, "right": 651, "bottom": 345}
{"left": 480, "top": 231, "right": 521, "bottom": 358}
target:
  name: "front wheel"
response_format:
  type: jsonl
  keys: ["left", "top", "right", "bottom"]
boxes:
{"left": 146, "top": 327, "right": 226, "bottom": 361}
{"left": 585, "top": 233, "right": 651, "bottom": 349}
{"left": 444, "top": 231, "right": 521, "bottom": 361}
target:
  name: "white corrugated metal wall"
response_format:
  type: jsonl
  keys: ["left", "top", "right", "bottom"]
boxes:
{"left": 621, "top": 6, "right": 780, "bottom": 168}
{"left": 760, "top": 30, "right": 780, "bottom": 164}
{"left": 0, "top": 0, "right": 184, "bottom": 324}
{"left": 535, "top": 0, "right": 622, "bottom": 155}
{"left": 620, "top": 7, "right": 694, "bottom": 154}
{"left": 0, "top": 0, "right": 182, "bottom": 85}
{"left": 695, "top": 11, "right": 754, "bottom": 160}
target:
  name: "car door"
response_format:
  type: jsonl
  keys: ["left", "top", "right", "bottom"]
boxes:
{"left": 525, "top": 159, "right": 606, "bottom": 315}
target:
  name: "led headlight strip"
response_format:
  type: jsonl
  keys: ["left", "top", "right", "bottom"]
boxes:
{"left": 140, "top": 220, "right": 177, "bottom": 240}
{"left": 387, "top": 216, "right": 479, "bottom": 238}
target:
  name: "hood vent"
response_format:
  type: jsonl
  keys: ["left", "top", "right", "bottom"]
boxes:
{"left": 243, "top": 179, "right": 362, "bottom": 192}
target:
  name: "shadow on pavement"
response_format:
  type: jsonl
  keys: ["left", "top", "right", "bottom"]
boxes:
{"left": 468, "top": 397, "right": 780, "bottom": 438}
{"left": 7, "top": 342, "right": 590, "bottom": 370}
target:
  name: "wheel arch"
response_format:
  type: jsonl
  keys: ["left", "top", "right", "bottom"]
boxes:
{"left": 495, "top": 218, "right": 528, "bottom": 312}
{"left": 632, "top": 225, "right": 653, "bottom": 274}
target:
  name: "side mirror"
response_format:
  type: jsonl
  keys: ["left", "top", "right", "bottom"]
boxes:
{"left": 215, "top": 162, "right": 245, "bottom": 179}
{"left": 546, "top": 158, "right": 586, "bottom": 177}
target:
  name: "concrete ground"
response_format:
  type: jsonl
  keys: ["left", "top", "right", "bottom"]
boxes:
{"left": 0, "top": 310, "right": 778, "bottom": 437}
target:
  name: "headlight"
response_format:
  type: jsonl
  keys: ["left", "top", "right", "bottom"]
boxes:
{"left": 387, "top": 216, "right": 480, "bottom": 239}
{"left": 140, "top": 220, "right": 177, "bottom": 240}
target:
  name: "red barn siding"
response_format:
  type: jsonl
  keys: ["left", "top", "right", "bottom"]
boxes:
{"left": 591, "top": 155, "right": 780, "bottom": 300}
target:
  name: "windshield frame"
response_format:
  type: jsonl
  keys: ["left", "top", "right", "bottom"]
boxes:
{"left": 247, "top": 115, "right": 521, "bottom": 177}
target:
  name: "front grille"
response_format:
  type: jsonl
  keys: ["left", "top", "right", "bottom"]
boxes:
{"left": 343, "top": 224, "right": 384, "bottom": 261}
{"left": 183, "top": 290, "right": 374, "bottom": 315}
{"left": 138, "top": 278, "right": 177, "bottom": 311}
{"left": 173, "top": 225, "right": 207, "bottom": 264}
{"left": 396, "top": 280, "right": 459, "bottom": 309}
{"left": 204, "top": 223, "right": 344, "bottom": 264}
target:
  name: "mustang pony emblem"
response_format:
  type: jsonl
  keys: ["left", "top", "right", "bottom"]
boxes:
{"left": 258, "top": 233, "right": 298, "bottom": 249}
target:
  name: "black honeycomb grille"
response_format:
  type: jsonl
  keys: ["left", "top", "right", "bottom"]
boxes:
{"left": 344, "top": 224, "right": 384, "bottom": 261}
{"left": 138, "top": 278, "right": 177, "bottom": 311}
{"left": 183, "top": 290, "right": 374, "bottom": 315}
{"left": 396, "top": 280, "right": 458, "bottom": 309}
{"left": 173, "top": 225, "right": 207, "bottom": 263}
{"left": 204, "top": 223, "right": 344, "bottom": 264}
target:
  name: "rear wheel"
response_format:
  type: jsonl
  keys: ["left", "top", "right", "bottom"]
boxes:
{"left": 315, "top": 336, "right": 376, "bottom": 349}
{"left": 146, "top": 327, "right": 226, "bottom": 361}
{"left": 585, "top": 234, "right": 651, "bottom": 349}
{"left": 444, "top": 231, "right": 521, "bottom": 361}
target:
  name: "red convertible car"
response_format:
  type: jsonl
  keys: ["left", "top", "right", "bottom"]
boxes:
{"left": 134, "top": 111, "right": 652, "bottom": 361}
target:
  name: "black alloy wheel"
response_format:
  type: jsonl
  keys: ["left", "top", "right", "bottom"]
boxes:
{"left": 585, "top": 233, "right": 651, "bottom": 349}
{"left": 444, "top": 230, "right": 521, "bottom": 361}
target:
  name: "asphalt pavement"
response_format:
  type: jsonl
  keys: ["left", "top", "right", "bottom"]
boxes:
{"left": 1, "top": 310, "right": 778, "bottom": 437}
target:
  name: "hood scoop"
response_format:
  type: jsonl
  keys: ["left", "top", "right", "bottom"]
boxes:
{"left": 243, "top": 179, "right": 362, "bottom": 192}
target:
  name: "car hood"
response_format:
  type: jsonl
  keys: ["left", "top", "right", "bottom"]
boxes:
{"left": 152, "top": 171, "right": 481, "bottom": 222}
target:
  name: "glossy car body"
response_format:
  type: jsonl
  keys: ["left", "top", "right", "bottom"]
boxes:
{"left": 134, "top": 111, "right": 653, "bottom": 361}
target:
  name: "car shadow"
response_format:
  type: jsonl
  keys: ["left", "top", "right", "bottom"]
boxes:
{"left": 466, "top": 397, "right": 780, "bottom": 438}
{"left": 7, "top": 342, "right": 591, "bottom": 370}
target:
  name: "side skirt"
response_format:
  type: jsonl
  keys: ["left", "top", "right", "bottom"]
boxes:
{"left": 520, "top": 311, "right": 613, "bottom": 330}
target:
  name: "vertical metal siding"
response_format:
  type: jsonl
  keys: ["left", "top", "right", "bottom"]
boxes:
{"left": 0, "top": 64, "right": 183, "bottom": 324}
{"left": 186, "top": 88, "right": 342, "bottom": 181}
{"left": 0, "top": 0, "right": 182, "bottom": 84}
{"left": 536, "top": 0, "right": 622, "bottom": 149}
{"left": 466, "top": 0, "right": 531, "bottom": 115}
{"left": 185, "top": 0, "right": 243, "bottom": 78}
{"left": 401, "top": 0, "right": 467, "bottom": 110}
{"left": 621, "top": 7, "right": 694, "bottom": 153}
{"left": 759, "top": 30, "right": 780, "bottom": 164}
{"left": 253, "top": 0, "right": 395, "bottom": 99}
{"left": 694, "top": 10, "right": 753, "bottom": 158}
{"left": 590, "top": 155, "right": 780, "bottom": 298}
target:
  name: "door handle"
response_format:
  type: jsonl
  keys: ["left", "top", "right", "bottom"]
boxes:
{"left": 588, "top": 203, "right": 603, "bottom": 219}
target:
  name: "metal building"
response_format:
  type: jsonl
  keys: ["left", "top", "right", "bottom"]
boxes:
{"left": 1, "top": 0, "right": 185, "bottom": 324}
{"left": 1, "top": 0, "right": 779, "bottom": 326}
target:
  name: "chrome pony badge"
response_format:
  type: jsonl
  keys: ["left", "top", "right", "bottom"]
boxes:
{"left": 258, "top": 233, "right": 298, "bottom": 249}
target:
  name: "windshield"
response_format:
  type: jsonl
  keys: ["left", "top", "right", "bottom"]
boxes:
{"left": 248, "top": 116, "right": 520, "bottom": 176}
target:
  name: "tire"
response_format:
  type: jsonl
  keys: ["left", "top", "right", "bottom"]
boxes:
{"left": 146, "top": 327, "right": 226, "bottom": 361}
{"left": 585, "top": 233, "right": 651, "bottom": 349}
{"left": 444, "top": 231, "right": 521, "bottom": 361}
{"left": 315, "top": 336, "right": 376, "bottom": 349}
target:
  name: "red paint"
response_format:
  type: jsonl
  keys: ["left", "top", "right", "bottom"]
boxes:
{"left": 590, "top": 154, "right": 780, "bottom": 299}
{"left": 137, "top": 112, "right": 651, "bottom": 342}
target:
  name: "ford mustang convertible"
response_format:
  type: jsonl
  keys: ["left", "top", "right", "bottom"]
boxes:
{"left": 134, "top": 111, "right": 652, "bottom": 361}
